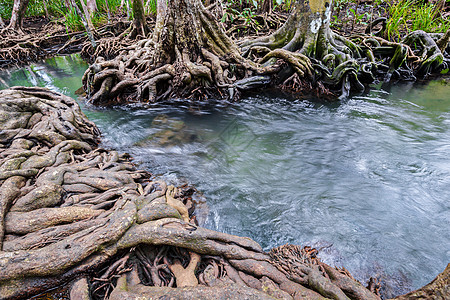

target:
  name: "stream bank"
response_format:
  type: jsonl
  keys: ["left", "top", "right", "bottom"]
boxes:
{"left": 1, "top": 55, "right": 449, "bottom": 298}
{"left": 0, "top": 86, "right": 389, "bottom": 300}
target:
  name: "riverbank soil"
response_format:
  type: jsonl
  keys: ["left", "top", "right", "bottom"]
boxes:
{"left": 0, "top": 87, "right": 386, "bottom": 299}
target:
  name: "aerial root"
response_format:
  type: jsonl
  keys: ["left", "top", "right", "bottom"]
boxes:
{"left": 260, "top": 48, "right": 313, "bottom": 79}
{"left": 403, "top": 30, "right": 445, "bottom": 76}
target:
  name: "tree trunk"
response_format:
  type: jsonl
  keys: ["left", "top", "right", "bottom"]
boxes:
{"left": 69, "top": 0, "right": 97, "bottom": 47}
{"left": 241, "top": 0, "right": 364, "bottom": 97}
{"left": 86, "top": 0, "right": 98, "bottom": 14}
{"left": 131, "top": 0, "right": 147, "bottom": 37}
{"left": 84, "top": 0, "right": 251, "bottom": 103}
{"left": 259, "top": 0, "right": 272, "bottom": 14}
{"left": 42, "top": 0, "right": 49, "bottom": 18}
{"left": 121, "top": 0, "right": 132, "bottom": 19}
{"left": 149, "top": 0, "right": 243, "bottom": 78}
{"left": 84, "top": 0, "right": 450, "bottom": 103}
{"left": 79, "top": 0, "right": 96, "bottom": 32}
{"left": 5, "top": 0, "right": 30, "bottom": 34}
{"left": 243, "top": 0, "right": 351, "bottom": 59}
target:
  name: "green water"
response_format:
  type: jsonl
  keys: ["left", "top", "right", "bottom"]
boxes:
{"left": 0, "top": 54, "right": 86, "bottom": 98}
{"left": 1, "top": 55, "right": 449, "bottom": 297}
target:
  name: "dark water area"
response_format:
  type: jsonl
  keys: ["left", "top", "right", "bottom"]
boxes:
{"left": 1, "top": 54, "right": 449, "bottom": 297}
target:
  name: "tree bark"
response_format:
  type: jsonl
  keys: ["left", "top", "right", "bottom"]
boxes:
{"left": 79, "top": 0, "right": 96, "bottom": 32}
{"left": 86, "top": 0, "right": 98, "bottom": 14}
{"left": 132, "top": 0, "right": 147, "bottom": 37}
{"left": 259, "top": 0, "right": 272, "bottom": 14}
{"left": 69, "top": 0, "right": 97, "bottom": 48}
{"left": 42, "top": 0, "right": 49, "bottom": 18}
{"left": 242, "top": 0, "right": 345, "bottom": 58}
{"left": 121, "top": 0, "right": 132, "bottom": 19}
{"left": 5, "top": 0, "right": 30, "bottom": 33}
{"left": 84, "top": 0, "right": 450, "bottom": 103}
{"left": 83, "top": 0, "right": 253, "bottom": 103}
{"left": 240, "top": 0, "right": 365, "bottom": 97}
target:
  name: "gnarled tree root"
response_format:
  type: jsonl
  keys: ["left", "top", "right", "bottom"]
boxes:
{"left": 1, "top": 87, "right": 446, "bottom": 300}
{"left": 0, "top": 87, "right": 383, "bottom": 300}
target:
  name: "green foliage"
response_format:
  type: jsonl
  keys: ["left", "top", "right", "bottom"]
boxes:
{"left": 386, "top": 0, "right": 450, "bottom": 41}
{"left": 0, "top": 0, "right": 15, "bottom": 19}
{"left": 145, "top": 0, "right": 157, "bottom": 15}
{"left": 64, "top": 6, "right": 83, "bottom": 31}
{"left": 331, "top": 0, "right": 388, "bottom": 30}
{"left": 0, "top": 0, "right": 68, "bottom": 19}
{"left": 0, "top": 0, "right": 129, "bottom": 30}
{"left": 97, "top": 0, "right": 122, "bottom": 15}
{"left": 410, "top": 2, "right": 450, "bottom": 32}
{"left": 385, "top": 0, "right": 411, "bottom": 40}
{"left": 222, "top": 5, "right": 256, "bottom": 23}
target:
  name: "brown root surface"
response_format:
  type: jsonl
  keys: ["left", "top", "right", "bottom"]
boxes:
{"left": 82, "top": 0, "right": 278, "bottom": 105}
{"left": 392, "top": 263, "right": 450, "bottom": 300}
{"left": 0, "top": 87, "right": 384, "bottom": 300}
{"left": 83, "top": 0, "right": 450, "bottom": 103}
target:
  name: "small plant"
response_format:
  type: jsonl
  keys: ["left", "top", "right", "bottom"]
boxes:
{"left": 64, "top": 6, "right": 83, "bottom": 32}
{"left": 145, "top": 0, "right": 157, "bottom": 15}
{"left": 411, "top": 2, "right": 450, "bottom": 33}
{"left": 385, "top": 0, "right": 450, "bottom": 41}
{"left": 349, "top": 8, "right": 371, "bottom": 26}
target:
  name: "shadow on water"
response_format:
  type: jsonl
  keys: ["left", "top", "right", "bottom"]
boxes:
{"left": 1, "top": 55, "right": 449, "bottom": 298}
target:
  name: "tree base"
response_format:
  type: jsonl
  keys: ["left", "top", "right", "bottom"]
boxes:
{"left": 83, "top": 0, "right": 450, "bottom": 103}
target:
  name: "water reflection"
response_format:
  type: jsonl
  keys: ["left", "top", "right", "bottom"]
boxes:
{"left": 1, "top": 56, "right": 449, "bottom": 297}
{"left": 0, "top": 54, "right": 88, "bottom": 98}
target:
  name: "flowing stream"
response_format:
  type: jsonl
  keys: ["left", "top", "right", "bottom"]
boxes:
{"left": 1, "top": 54, "right": 449, "bottom": 297}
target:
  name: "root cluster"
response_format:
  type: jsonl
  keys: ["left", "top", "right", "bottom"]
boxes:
{"left": 0, "top": 20, "right": 130, "bottom": 70}
{"left": 81, "top": 0, "right": 285, "bottom": 105}
{"left": 0, "top": 87, "right": 386, "bottom": 300}
{"left": 82, "top": 0, "right": 450, "bottom": 103}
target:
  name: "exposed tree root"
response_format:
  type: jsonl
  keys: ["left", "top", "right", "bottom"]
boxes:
{"left": 239, "top": 0, "right": 450, "bottom": 98}
{"left": 82, "top": 0, "right": 280, "bottom": 105}
{"left": 0, "top": 87, "right": 387, "bottom": 300}
{"left": 392, "top": 263, "right": 450, "bottom": 300}
{"left": 80, "top": 19, "right": 149, "bottom": 63}
{"left": 222, "top": 9, "right": 288, "bottom": 39}
{"left": 0, "top": 19, "right": 130, "bottom": 70}
{"left": 83, "top": 0, "right": 450, "bottom": 103}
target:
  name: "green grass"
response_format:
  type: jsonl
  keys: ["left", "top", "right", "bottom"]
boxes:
{"left": 410, "top": 2, "right": 450, "bottom": 33}
{"left": 386, "top": 0, "right": 450, "bottom": 41}
{"left": 145, "top": 0, "right": 157, "bottom": 15}
{"left": 65, "top": 6, "right": 83, "bottom": 31}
